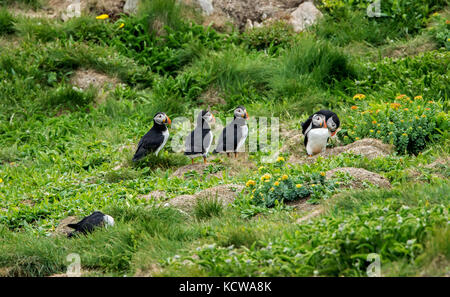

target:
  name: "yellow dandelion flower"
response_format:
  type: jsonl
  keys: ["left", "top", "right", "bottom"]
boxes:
{"left": 388, "top": 132, "right": 393, "bottom": 135}
{"left": 270, "top": 187, "right": 274, "bottom": 191}
{"left": 274, "top": 181, "right": 280, "bottom": 186}
{"left": 421, "top": 114, "right": 426, "bottom": 118}
{"left": 414, "top": 96, "right": 423, "bottom": 100}
{"left": 377, "top": 130, "right": 381, "bottom": 133}
{"left": 252, "top": 189, "right": 256, "bottom": 193}
{"left": 0, "top": 178, "right": 2, "bottom": 183}
{"left": 276, "top": 156, "right": 285, "bottom": 162}
{"left": 353, "top": 94, "right": 366, "bottom": 100}
{"left": 246, "top": 180, "right": 256, "bottom": 187}
{"left": 118, "top": 23, "right": 125, "bottom": 29}
{"left": 402, "top": 133, "right": 407, "bottom": 136}
{"left": 370, "top": 129, "right": 374, "bottom": 133}
{"left": 311, "top": 184, "right": 316, "bottom": 187}
{"left": 96, "top": 14, "right": 109, "bottom": 20}
{"left": 296, "top": 184, "right": 302, "bottom": 188}
{"left": 355, "top": 137, "right": 360, "bottom": 140}
{"left": 320, "top": 172, "right": 326, "bottom": 177}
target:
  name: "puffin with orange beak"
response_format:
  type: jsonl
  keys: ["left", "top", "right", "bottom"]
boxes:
{"left": 132, "top": 112, "right": 171, "bottom": 162}
{"left": 213, "top": 106, "right": 249, "bottom": 158}
{"left": 301, "top": 110, "right": 340, "bottom": 156}
{"left": 184, "top": 109, "right": 215, "bottom": 164}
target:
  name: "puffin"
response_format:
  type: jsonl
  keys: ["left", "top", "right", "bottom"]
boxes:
{"left": 132, "top": 112, "right": 171, "bottom": 162}
{"left": 301, "top": 110, "right": 340, "bottom": 156}
{"left": 184, "top": 110, "right": 215, "bottom": 164}
{"left": 213, "top": 106, "right": 249, "bottom": 157}
{"left": 67, "top": 211, "right": 114, "bottom": 238}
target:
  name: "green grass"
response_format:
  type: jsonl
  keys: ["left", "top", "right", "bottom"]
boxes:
{"left": 0, "top": 2, "right": 448, "bottom": 277}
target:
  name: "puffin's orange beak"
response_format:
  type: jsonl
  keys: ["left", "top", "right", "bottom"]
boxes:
{"left": 323, "top": 121, "right": 327, "bottom": 128}
{"left": 166, "top": 116, "right": 171, "bottom": 125}
{"left": 245, "top": 111, "right": 249, "bottom": 119}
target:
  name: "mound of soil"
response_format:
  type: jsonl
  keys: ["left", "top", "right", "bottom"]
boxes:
{"left": 172, "top": 157, "right": 254, "bottom": 179}
{"left": 70, "top": 69, "right": 119, "bottom": 91}
{"left": 319, "top": 138, "right": 393, "bottom": 159}
{"left": 54, "top": 216, "right": 79, "bottom": 236}
{"left": 165, "top": 184, "right": 245, "bottom": 212}
{"left": 326, "top": 167, "right": 391, "bottom": 189}
{"left": 139, "top": 190, "right": 167, "bottom": 201}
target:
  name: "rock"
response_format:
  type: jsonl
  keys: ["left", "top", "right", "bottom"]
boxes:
{"left": 326, "top": 167, "right": 391, "bottom": 189}
{"left": 166, "top": 184, "right": 245, "bottom": 212}
{"left": 54, "top": 216, "right": 79, "bottom": 236}
{"left": 289, "top": 1, "right": 323, "bottom": 32}
{"left": 124, "top": 0, "right": 139, "bottom": 15}
{"left": 196, "top": 0, "right": 214, "bottom": 16}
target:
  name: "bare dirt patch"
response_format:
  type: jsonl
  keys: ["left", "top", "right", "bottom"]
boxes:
{"left": 198, "top": 87, "right": 226, "bottom": 106}
{"left": 53, "top": 216, "right": 79, "bottom": 236}
{"left": 139, "top": 190, "right": 167, "bottom": 201}
{"left": 70, "top": 68, "right": 120, "bottom": 105}
{"left": 165, "top": 184, "right": 245, "bottom": 212}
{"left": 319, "top": 138, "right": 393, "bottom": 159}
{"left": 326, "top": 167, "right": 391, "bottom": 189}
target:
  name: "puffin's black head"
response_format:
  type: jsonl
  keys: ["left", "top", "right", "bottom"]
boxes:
{"left": 234, "top": 106, "right": 249, "bottom": 119}
{"left": 326, "top": 114, "right": 340, "bottom": 136}
{"left": 198, "top": 110, "right": 215, "bottom": 127}
{"left": 313, "top": 110, "right": 340, "bottom": 136}
{"left": 153, "top": 112, "right": 171, "bottom": 126}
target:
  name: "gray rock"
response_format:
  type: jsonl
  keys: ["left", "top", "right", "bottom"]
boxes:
{"left": 197, "top": 0, "right": 214, "bottom": 16}
{"left": 290, "top": 1, "right": 322, "bottom": 32}
{"left": 124, "top": 0, "right": 139, "bottom": 15}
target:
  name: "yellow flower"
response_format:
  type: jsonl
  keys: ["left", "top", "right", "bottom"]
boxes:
{"left": 355, "top": 137, "right": 360, "bottom": 140}
{"left": 351, "top": 106, "right": 358, "bottom": 110}
{"left": 261, "top": 173, "right": 271, "bottom": 181}
{"left": 402, "top": 133, "right": 407, "bottom": 136}
{"left": 353, "top": 94, "right": 366, "bottom": 100}
{"left": 404, "top": 108, "right": 408, "bottom": 111}
{"left": 281, "top": 174, "right": 288, "bottom": 181}
{"left": 432, "top": 12, "right": 439, "bottom": 17}
{"left": 377, "top": 130, "right": 381, "bottom": 134}
{"left": 414, "top": 96, "right": 423, "bottom": 100}
{"left": 320, "top": 172, "right": 326, "bottom": 177}
{"left": 421, "top": 114, "right": 426, "bottom": 118}
{"left": 0, "top": 178, "right": 2, "bottom": 183}
{"left": 296, "top": 184, "right": 302, "bottom": 188}
{"left": 395, "top": 94, "right": 406, "bottom": 100}
{"left": 96, "top": 14, "right": 109, "bottom": 20}
{"left": 246, "top": 180, "right": 256, "bottom": 187}
{"left": 270, "top": 187, "right": 274, "bottom": 191}
{"left": 389, "top": 132, "right": 393, "bottom": 135}
{"left": 276, "top": 156, "right": 285, "bottom": 162}
{"left": 372, "top": 120, "right": 377, "bottom": 124}
{"left": 311, "top": 184, "right": 316, "bottom": 187}
{"left": 118, "top": 23, "right": 125, "bottom": 29}
{"left": 390, "top": 102, "right": 401, "bottom": 110}
{"left": 258, "top": 166, "right": 265, "bottom": 171}
{"left": 274, "top": 181, "right": 280, "bottom": 186}
{"left": 370, "top": 129, "right": 374, "bottom": 133}
{"left": 252, "top": 189, "right": 256, "bottom": 193}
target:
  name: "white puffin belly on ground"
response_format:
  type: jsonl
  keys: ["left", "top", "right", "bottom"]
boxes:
{"left": 236, "top": 125, "right": 248, "bottom": 152}
{"left": 306, "top": 128, "right": 330, "bottom": 155}
{"left": 155, "top": 129, "right": 169, "bottom": 156}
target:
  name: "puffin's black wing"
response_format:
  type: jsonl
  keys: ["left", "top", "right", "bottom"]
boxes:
{"left": 301, "top": 115, "right": 313, "bottom": 135}
{"left": 67, "top": 211, "right": 105, "bottom": 235}
{"left": 133, "top": 127, "right": 164, "bottom": 161}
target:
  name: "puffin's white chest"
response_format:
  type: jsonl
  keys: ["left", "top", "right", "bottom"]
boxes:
{"left": 237, "top": 125, "right": 248, "bottom": 152}
{"left": 306, "top": 128, "right": 330, "bottom": 155}
{"left": 155, "top": 129, "right": 169, "bottom": 156}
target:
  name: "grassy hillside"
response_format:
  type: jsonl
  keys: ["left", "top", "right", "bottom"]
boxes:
{"left": 0, "top": 0, "right": 449, "bottom": 277}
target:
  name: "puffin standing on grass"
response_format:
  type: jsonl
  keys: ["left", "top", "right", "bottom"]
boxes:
{"left": 301, "top": 110, "right": 340, "bottom": 156}
{"left": 184, "top": 110, "right": 215, "bottom": 164}
{"left": 67, "top": 211, "right": 114, "bottom": 238}
{"left": 213, "top": 106, "right": 249, "bottom": 158}
{"left": 132, "top": 112, "right": 171, "bottom": 162}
